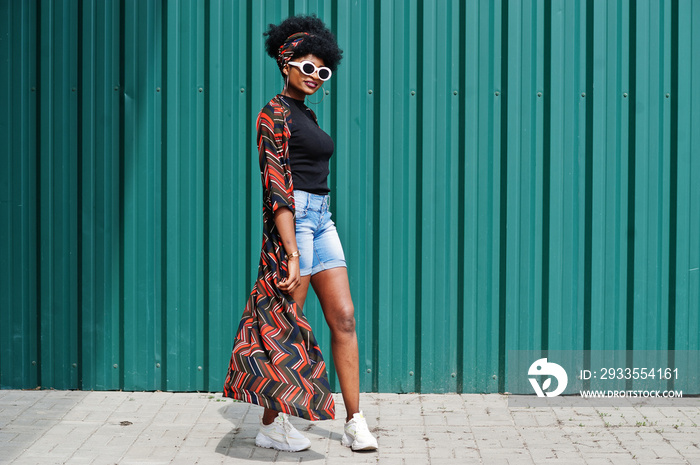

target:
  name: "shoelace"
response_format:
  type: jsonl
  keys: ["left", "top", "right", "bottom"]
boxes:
{"left": 353, "top": 416, "right": 370, "bottom": 436}
{"left": 280, "top": 414, "right": 294, "bottom": 434}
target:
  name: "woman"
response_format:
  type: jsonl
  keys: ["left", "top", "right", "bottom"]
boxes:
{"left": 223, "top": 15, "right": 378, "bottom": 453}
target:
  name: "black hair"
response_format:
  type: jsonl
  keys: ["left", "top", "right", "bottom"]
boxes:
{"left": 264, "top": 15, "right": 343, "bottom": 72}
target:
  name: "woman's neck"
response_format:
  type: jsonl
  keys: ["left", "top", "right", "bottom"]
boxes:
{"left": 281, "top": 87, "right": 307, "bottom": 101}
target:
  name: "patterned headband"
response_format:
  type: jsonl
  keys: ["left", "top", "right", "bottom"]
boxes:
{"left": 277, "top": 32, "right": 312, "bottom": 70}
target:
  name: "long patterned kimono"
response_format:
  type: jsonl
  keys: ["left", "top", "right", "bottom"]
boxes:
{"left": 223, "top": 95, "right": 335, "bottom": 421}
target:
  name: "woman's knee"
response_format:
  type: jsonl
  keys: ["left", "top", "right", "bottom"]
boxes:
{"left": 329, "top": 304, "right": 356, "bottom": 335}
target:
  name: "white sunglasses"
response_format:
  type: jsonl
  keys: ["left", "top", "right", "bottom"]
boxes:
{"left": 288, "top": 60, "right": 332, "bottom": 81}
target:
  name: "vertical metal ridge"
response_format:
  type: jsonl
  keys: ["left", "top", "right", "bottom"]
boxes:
{"left": 68, "top": 0, "right": 79, "bottom": 388}
{"left": 583, "top": 0, "right": 594, "bottom": 353}
{"left": 76, "top": 0, "right": 84, "bottom": 389}
{"left": 370, "top": 0, "right": 381, "bottom": 393}
{"left": 202, "top": 0, "right": 211, "bottom": 392}
{"left": 497, "top": 0, "right": 508, "bottom": 394}
{"left": 159, "top": 0, "right": 168, "bottom": 391}
{"left": 1, "top": 0, "right": 8, "bottom": 389}
{"left": 1, "top": 1, "right": 11, "bottom": 387}
{"left": 667, "top": 0, "right": 679, "bottom": 353}
{"left": 327, "top": 2, "right": 339, "bottom": 392}
{"left": 626, "top": 0, "right": 637, "bottom": 351}
{"left": 24, "top": 0, "right": 38, "bottom": 388}
{"left": 329, "top": 0, "right": 338, "bottom": 205}
{"left": 414, "top": 0, "right": 424, "bottom": 392}
{"left": 34, "top": 0, "right": 43, "bottom": 390}
{"left": 456, "top": 0, "right": 467, "bottom": 394}
{"left": 118, "top": 0, "right": 126, "bottom": 390}
{"left": 244, "top": 0, "right": 253, "bottom": 278}
{"left": 541, "top": 0, "right": 552, "bottom": 352}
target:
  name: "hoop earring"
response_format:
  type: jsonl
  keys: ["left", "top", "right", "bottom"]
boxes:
{"left": 282, "top": 74, "right": 289, "bottom": 94}
{"left": 306, "top": 90, "right": 327, "bottom": 105}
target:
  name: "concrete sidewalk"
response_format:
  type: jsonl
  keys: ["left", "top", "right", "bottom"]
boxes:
{"left": 1, "top": 390, "right": 699, "bottom": 464}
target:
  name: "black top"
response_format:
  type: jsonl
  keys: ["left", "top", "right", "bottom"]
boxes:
{"left": 280, "top": 95, "right": 334, "bottom": 195}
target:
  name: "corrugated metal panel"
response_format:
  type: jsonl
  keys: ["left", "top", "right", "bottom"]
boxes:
{"left": 79, "top": 0, "right": 122, "bottom": 391}
{"left": 1, "top": 0, "right": 40, "bottom": 389}
{"left": 38, "top": 0, "right": 80, "bottom": 390}
{"left": 1, "top": 0, "right": 698, "bottom": 393}
{"left": 675, "top": 0, "right": 700, "bottom": 367}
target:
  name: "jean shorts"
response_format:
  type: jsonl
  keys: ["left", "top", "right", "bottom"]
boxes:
{"left": 294, "top": 190, "right": 346, "bottom": 277}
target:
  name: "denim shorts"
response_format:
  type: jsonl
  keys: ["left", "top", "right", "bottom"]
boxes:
{"left": 294, "top": 190, "right": 346, "bottom": 277}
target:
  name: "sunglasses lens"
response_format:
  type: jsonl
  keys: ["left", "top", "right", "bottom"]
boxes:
{"left": 301, "top": 62, "right": 316, "bottom": 75}
{"left": 317, "top": 68, "right": 331, "bottom": 80}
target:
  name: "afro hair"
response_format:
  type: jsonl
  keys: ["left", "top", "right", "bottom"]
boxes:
{"left": 264, "top": 15, "right": 343, "bottom": 72}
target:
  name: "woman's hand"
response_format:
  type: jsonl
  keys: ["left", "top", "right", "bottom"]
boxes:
{"left": 273, "top": 206, "right": 301, "bottom": 294}
{"left": 278, "top": 255, "right": 300, "bottom": 293}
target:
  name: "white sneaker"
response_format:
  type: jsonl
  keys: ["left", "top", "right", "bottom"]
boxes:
{"left": 341, "top": 411, "right": 378, "bottom": 451}
{"left": 255, "top": 412, "right": 311, "bottom": 452}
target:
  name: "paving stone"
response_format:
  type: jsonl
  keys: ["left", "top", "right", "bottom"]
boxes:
{"left": 63, "top": 457, "right": 97, "bottom": 465}
{"left": 371, "top": 458, "right": 404, "bottom": 465}
{"left": 427, "top": 445, "right": 456, "bottom": 459}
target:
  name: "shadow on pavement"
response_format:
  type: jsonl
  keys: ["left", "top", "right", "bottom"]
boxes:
{"left": 216, "top": 401, "right": 335, "bottom": 461}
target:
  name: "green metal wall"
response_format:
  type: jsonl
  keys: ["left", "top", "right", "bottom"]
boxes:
{"left": 1, "top": 0, "right": 699, "bottom": 393}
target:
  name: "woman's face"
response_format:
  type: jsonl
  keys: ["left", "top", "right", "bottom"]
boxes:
{"left": 283, "top": 54, "right": 326, "bottom": 100}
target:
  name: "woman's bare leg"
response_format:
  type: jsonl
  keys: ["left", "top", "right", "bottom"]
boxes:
{"left": 310, "top": 267, "right": 360, "bottom": 422}
{"left": 262, "top": 275, "right": 312, "bottom": 425}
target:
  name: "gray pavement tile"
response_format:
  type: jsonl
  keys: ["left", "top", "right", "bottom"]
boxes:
{"left": 478, "top": 450, "right": 533, "bottom": 462}
{"left": 63, "top": 458, "right": 96, "bottom": 465}
{"left": 528, "top": 448, "right": 562, "bottom": 461}
{"left": 323, "top": 457, "right": 378, "bottom": 465}
{"left": 581, "top": 452, "right": 637, "bottom": 460}
{"left": 370, "top": 459, "right": 404, "bottom": 465}
{"left": 426, "top": 446, "right": 456, "bottom": 459}
{"left": 427, "top": 459, "right": 469, "bottom": 465}
{"left": 120, "top": 460, "right": 170, "bottom": 465}
{"left": 443, "top": 414, "right": 469, "bottom": 426}
{"left": 681, "top": 452, "right": 700, "bottom": 462}
{"left": 378, "top": 451, "right": 428, "bottom": 462}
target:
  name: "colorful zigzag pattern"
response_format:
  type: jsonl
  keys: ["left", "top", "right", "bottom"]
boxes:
{"left": 223, "top": 96, "right": 335, "bottom": 421}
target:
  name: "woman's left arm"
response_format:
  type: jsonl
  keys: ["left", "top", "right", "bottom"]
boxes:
{"left": 273, "top": 207, "right": 300, "bottom": 292}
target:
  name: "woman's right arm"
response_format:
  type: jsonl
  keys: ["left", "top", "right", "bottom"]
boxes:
{"left": 257, "top": 106, "right": 300, "bottom": 293}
